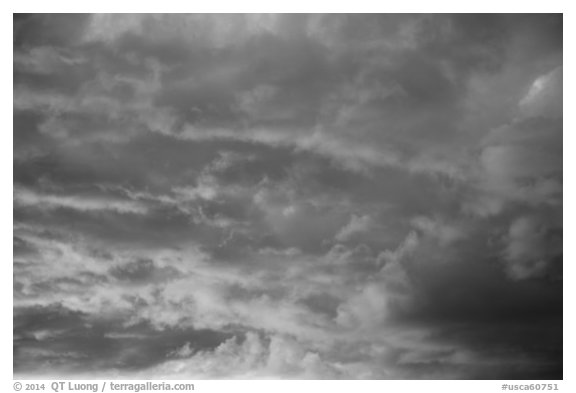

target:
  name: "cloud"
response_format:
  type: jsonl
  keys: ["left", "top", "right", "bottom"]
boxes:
{"left": 466, "top": 65, "right": 562, "bottom": 217}
{"left": 376, "top": 231, "right": 419, "bottom": 267}
{"left": 519, "top": 66, "right": 562, "bottom": 119}
{"left": 14, "top": 187, "right": 148, "bottom": 214}
{"left": 503, "top": 215, "right": 562, "bottom": 280}
{"left": 335, "top": 283, "right": 389, "bottom": 331}
{"left": 410, "top": 216, "right": 464, "bottom": 246}
{"left": 13, "top": 14, "right": 562, "bottom": 379}
{"left": 147, "top": 331, "right": 344, "bottom": 379}
{"left": 109, "top": 258, "right": 180, "bottom": 284}
{"left": 335, "top": 214, "right": 372, "bottom": 242}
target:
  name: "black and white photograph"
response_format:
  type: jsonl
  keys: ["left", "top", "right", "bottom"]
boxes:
{"left": 13, "top": 13, "right": 563, "bottom": 380}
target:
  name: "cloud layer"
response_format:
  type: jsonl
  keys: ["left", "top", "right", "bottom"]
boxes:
{"left": 14, "top": 14, "right": 562, "bottom": 379}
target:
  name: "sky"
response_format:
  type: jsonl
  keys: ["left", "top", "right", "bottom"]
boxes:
{"left": 13, "top": 14, "right": 562, "bottom": 379}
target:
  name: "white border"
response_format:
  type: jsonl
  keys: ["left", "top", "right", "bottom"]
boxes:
{"left": 4, "top": 4, "right": 572, "bottom": 392}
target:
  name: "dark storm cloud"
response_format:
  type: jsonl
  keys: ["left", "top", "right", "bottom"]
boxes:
{"left": 13, "top": 14, "right": 562, "bottom": 379}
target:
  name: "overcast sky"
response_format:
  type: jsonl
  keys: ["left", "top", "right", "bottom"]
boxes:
{"left": 13, "top": 14, "right": 562, "bottom": 379}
